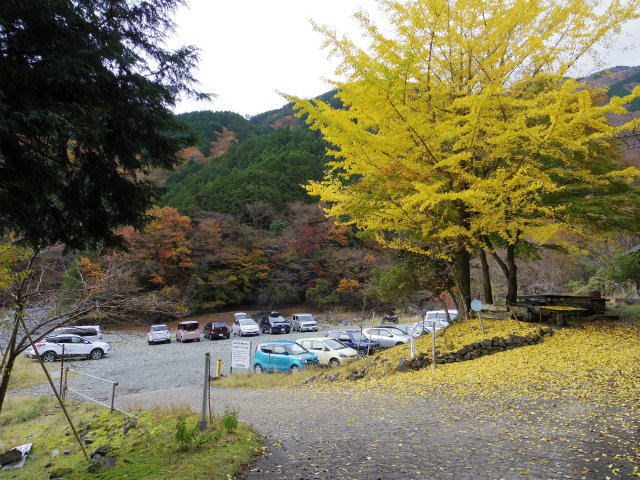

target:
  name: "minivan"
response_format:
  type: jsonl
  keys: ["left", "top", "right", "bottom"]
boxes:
{"left": 176, "top": 321, "right": 200, "bottom": 342}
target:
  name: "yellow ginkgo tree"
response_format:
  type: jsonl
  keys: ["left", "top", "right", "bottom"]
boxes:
{"left": 287, "top": 0, "right": 640, "bottom": 317}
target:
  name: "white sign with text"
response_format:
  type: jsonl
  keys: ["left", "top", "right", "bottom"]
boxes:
{"left": 231, "top": 340, "right": 252, "bottom": 370}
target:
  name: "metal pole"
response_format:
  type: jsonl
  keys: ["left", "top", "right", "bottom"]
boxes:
{"left": 431, "top": 322, "right": 437, "bottom": 370}
{"left": 478, "top": 311, "right": 486, "bottom": 334}
{"left": 63, "top": 367, "right": 68, "bottom": 401}
{"left": 110, "top": 382, "right": 118, "bottom": 413}
{"left": 199, "top": 352, "right": 210, "bottom": 430}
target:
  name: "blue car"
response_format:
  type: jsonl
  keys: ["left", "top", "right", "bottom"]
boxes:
{"left": 326, "top": 329, "right": 381, "bottom": 358}
{"left": 253, "top": 340, "right": 319, "bottom": 374}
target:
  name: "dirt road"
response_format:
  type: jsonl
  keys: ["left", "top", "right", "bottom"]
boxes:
{"left": 117, "top": 384, "right": 639, "bottom": 480}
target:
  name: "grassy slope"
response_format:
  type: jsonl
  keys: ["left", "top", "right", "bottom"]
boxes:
{"left": 0, "top": 401, "right": 262, "bottom": 480}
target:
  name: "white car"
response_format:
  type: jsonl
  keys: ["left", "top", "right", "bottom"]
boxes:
{"left": 25, "top": 334, "right": 111, "bottom": 362}
{"left": 232, "top": 318, "right": 260, "bottom": 336}
{"left": 291, "top": 313, "right": 318, "bottom": 332}
{"left": 362, "top": 327, "right": 412, "bottom": 348}
{"left": 296, "top": 337, "right": 358, "bottom": 367}
{"left": 147, "top": 324, "right": 171, "bottom": 344}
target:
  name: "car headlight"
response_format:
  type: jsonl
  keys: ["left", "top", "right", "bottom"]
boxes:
{"left": 300, "top": 357, "right": 307, "bottom": 363}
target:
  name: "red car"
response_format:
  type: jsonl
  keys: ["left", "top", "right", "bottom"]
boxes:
{"left": 203, "top": 321, "right": 230, "bottom": 340}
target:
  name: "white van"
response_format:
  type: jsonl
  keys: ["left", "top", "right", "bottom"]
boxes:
{"left": 417, "top": 310, "right": 457, "bottom": 332}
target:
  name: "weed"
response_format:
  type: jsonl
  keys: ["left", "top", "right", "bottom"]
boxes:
{"left": 222, "top": 407, "right": 239, "bottom": 433}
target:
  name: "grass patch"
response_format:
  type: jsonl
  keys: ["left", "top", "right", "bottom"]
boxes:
{"left": 7, "top": 355, "right": 60, "bottom": 393}
{"left": 214, "top": 366, "right": 322, "bottom": 388}
{"left": 0, "top": 402, "right": 262, "bottom": 480}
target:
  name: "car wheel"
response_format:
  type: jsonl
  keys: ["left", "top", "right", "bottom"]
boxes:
{"left": 254, "top": 364, "right": 264, "bottom": 374}
{"left": 358, "top": 350, "right": 366, "bottom": 359}
{"left": 209, "top": 334, "right": 214, "bottom": 341}
{"left": 167, "top": 339, "right": 171, "bottom": 344}
{"left": 329, "top": 358, "right": 340, "bottom": 368}
{"left": 89, "top": 349, "right": 103, "bottom": 360}
{"left": 396, "top": 342, "right": 404, "bottom": 346}
{"left": 196, "top": 338, "right": 200, "bottom": 342}
{"left": 42, "top": 351, "right": 56, "bottom": 363}
{"left": 290, "top": 365, "right": 301, "bottom": 374}
{"left": 148, "top": 341, "right": 151, "bottom": 345}
{"left": 176, "top": 336, "right": 180, "bottom": 342}
{"left": 269, "top": 327, "right": 273, "bottom": 334}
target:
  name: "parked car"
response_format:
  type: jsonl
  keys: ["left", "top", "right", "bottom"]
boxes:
{"left": 253, "top": 340, "right": 319, "bottom": 374}
{"left": 52, "top": 325, "right": 102, "bottom": 343}
{"left": 326, "top": 329, "right": 380, "bottom": 358}
{"left": 203, "top": 321, "right": 230, "bottom": 340}
{"left": 362, "top": 327, "right": 412, "bottom": 348}
{"left": 260, "top": 312, "right": 291, "bottom": 334}
{"left": 176, "top": 320, "right": 200, "bottom": 342}
{"left": 232, "top": 318, "right": 260, "bottom": 337}
{"left": 395, "top": 324, "right": 424, "bottom": 338}
{"left": 291, "top": 313, "right": 318, "bottom": 332}
{"left": 25, "top": 334, "right": 110, "bottom": 362}
{"left": 416, "top": 309, "right": 457, "bottom": 332}
{"left": 296, "top": 337, "right": 358, "bottom": 367}
{"left": 147, "top": 324, "right": 171, "bottom": 344}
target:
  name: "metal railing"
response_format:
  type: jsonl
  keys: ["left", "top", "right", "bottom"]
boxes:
{"left": 63, "top": 367, "right": 134, "bottom": 416}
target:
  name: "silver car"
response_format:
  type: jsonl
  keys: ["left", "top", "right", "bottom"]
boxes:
{"left": 291, "top": 313, "right": 318, "bottom": 332}
{"left": 147, "top": 324, "right": 171, "bottom": 344}
{"left": 232, "top": 318, "right": 260, "bottom": 336}
{"left": 362, "top": 327, "right": 412, "bottom": 348}
{"left": 25, "top": 334, "right": 111, "bottom": 362}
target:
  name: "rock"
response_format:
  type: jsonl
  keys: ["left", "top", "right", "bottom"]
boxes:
{"left": 456, "top": 347, "right": 469, "bottom": 356}
{"left": 90, "top": 445, "right": 112, "bottom": 458}
{"left": 83, "top": 437, "right": 94, "bottom": 445}
{"left": 87, "top": 462, "right": 102, "bottom": 474}
{"left": 90, "top": 454, "right": 103, "bottom": 463}
{"left": 483, "top": 339, "right": 492, "bottom": 346}
{"left": 122, "top": 419, "right": 138, "bottom": 435}
{"left": 101, "top": 456, "right": 118, "bottom": 468}
{"left": 49, "top": 468, "right": 73, "bottom": 478}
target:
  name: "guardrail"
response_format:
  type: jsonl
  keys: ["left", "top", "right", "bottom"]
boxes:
{"left": 63, "top": 367, "right": 134, "bottom": 416}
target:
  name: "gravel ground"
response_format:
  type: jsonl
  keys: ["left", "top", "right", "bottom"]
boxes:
{"left": 10, "top": 326, "right": 333, "bottom": 402}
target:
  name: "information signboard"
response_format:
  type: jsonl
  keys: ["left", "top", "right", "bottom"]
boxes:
{"left": 231, "top": 340, "right": 251, "bottom": 371}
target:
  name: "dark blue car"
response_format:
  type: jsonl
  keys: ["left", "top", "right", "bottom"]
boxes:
{"left": 326, "top": 329, "right": 380, "bottom": 358}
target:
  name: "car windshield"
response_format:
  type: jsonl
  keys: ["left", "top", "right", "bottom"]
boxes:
{"left": 324, "top": 338, "right": 347, "bottom": 350}
{"left": 348, "top": 332, "right": 366, "bottom": 342}
{"left": 287, "top": 344, "right": 308, "bottom": 355}
{"left": 213, "top": 322, "right": 227, "bottom": 328}
{"left": 150, "top": 325, "right": 168, "bottom": 332}
{"left": 297, "top": 314, "right": 314, "bottom": 322}
{"left": 235, "top": 313, "right": 249, "bottom": 319}
{"left": 239, "top": 319, "right": 256, "bottom": 325}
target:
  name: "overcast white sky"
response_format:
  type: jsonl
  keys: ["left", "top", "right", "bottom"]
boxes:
{"left": 171, "top": 0, "right": 640, "bottom": 117}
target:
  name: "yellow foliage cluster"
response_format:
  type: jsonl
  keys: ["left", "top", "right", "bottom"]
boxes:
{"left": 322, "top": 319, "right": 640, "bottom": 407}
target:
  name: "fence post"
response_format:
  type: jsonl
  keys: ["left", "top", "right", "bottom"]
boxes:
{"left": 199, "top": 352, "right": 210, "bottom": 430}
{"left": 110, "top": 382, "right": 118, "bottom": 413}
{"left": 63, "top": 367, "right": 68, "bottom": 401}
{"left": 431, "top": 322, "right": 437, "bottom": 370}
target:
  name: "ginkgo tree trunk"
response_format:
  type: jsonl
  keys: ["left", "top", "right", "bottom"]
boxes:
{"left": 286, "top": 0, "right": 640, "bottom": 315}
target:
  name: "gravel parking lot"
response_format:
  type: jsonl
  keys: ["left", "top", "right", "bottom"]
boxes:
{"left": 13, "top": 325, "right": 333, "bottom": 402}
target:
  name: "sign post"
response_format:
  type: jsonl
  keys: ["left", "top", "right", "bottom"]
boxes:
{"left": 471, "top": 299, "right": 485, "bottom": 334}
{"left": 231, "top": 340, "right": 252, "bottom": 375}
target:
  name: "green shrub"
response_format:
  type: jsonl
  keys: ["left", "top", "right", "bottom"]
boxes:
{"left": 222, "top": 407, "right": 239, "bottom": 433}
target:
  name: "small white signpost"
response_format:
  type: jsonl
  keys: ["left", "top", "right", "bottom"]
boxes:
{"left": 231, "top": 340, "right": 252, "bottom": 374}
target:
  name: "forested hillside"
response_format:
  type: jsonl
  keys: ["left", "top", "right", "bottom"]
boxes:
{"left": 161, "top": 128, "right": 328, "bottom": 219}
